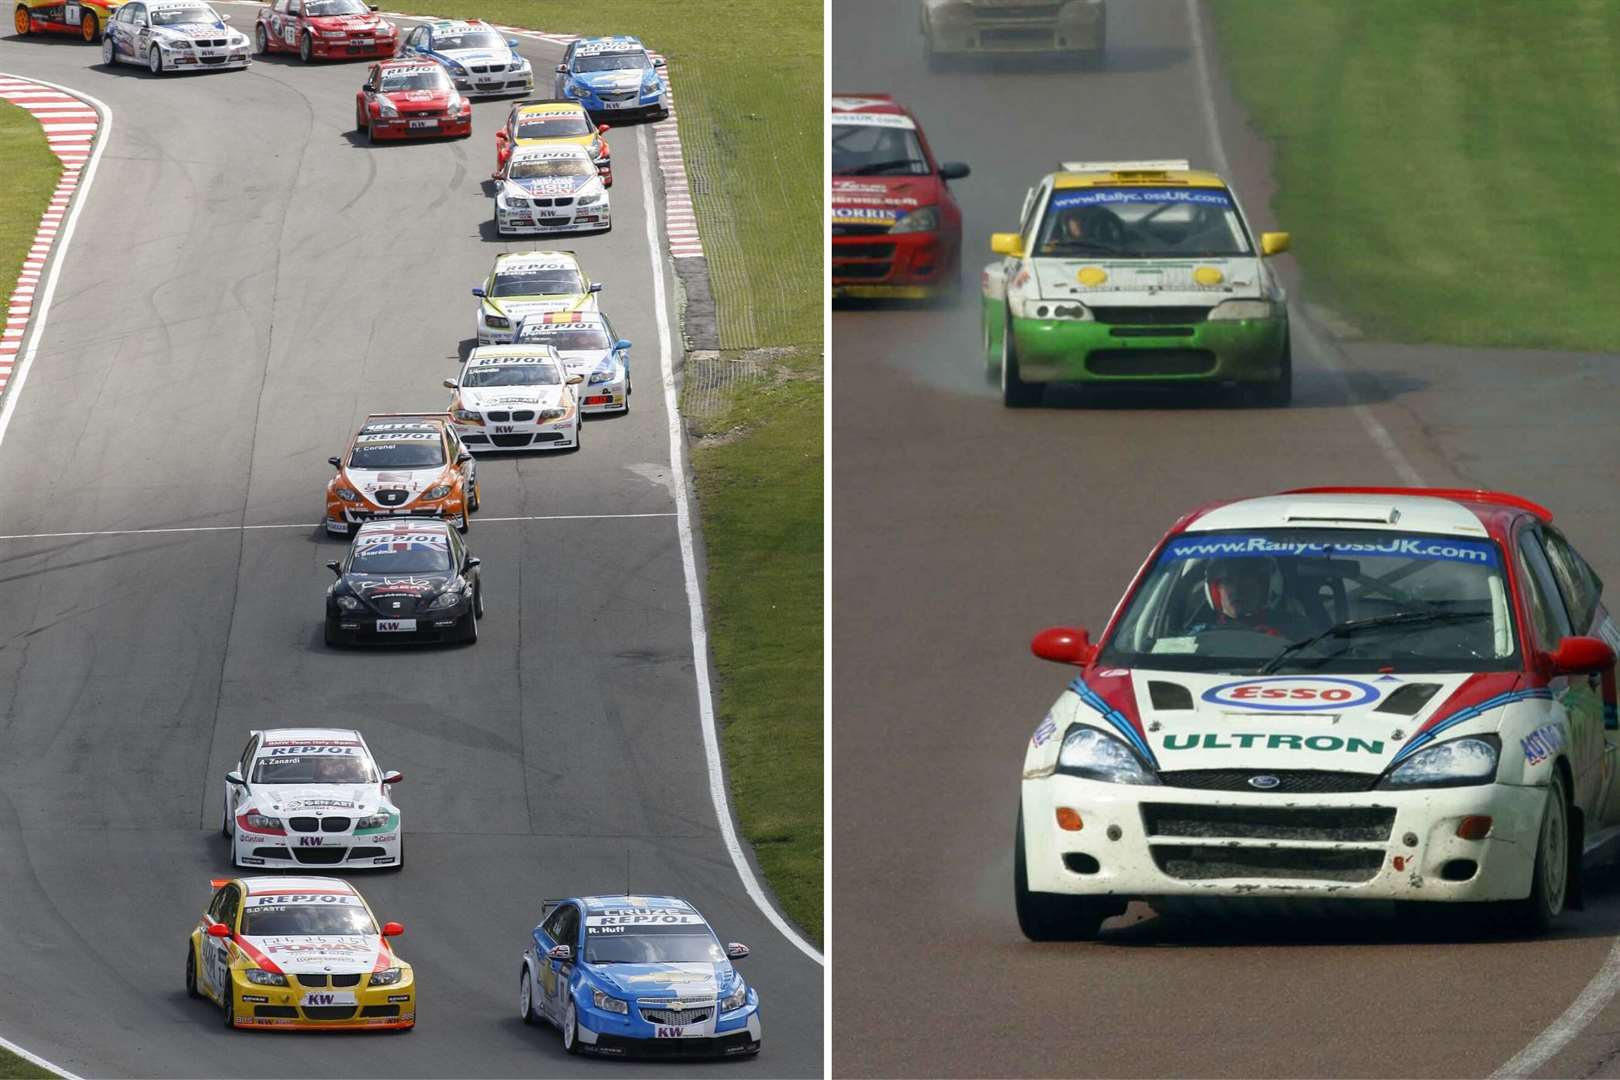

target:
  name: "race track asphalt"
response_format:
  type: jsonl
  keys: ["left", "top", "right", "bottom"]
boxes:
{"left": 831, "top": 1, "right": 1620, "bottom": 1076}
{"left": 0, "top": 10, "right": 822, "bottom": 1077}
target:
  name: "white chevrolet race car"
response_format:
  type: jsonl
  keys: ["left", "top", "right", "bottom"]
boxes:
{"left": 446, "top": 344, "right": 584, "bottom": 452}
{"left": 514, "top": 311, "right": 631, "bottom": 414}
{"left": 492, "top": 144, "right": 611, "bottom": 237}
{"left": 224, "top": 728, "right": 403, "bottom": 870}
{"left": 1017, "top": 486, "right": 1620, "bottom": 939}
{"left": 473, "top": 250, "right": 601, "bottom": 345}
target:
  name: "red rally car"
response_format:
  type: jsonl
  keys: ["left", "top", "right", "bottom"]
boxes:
{"left": 832, "top": 93, "right": 970, "bottom": 302}
{"left": 356, "top": 59, "right": 472, "bottom": 142}
{"left": 254, "top": 0, "right": 396, "bottom": 61}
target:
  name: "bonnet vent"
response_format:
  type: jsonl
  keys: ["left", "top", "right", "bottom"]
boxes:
{"left": 1148, "top": 682, "right": 1194, "bottom": 711}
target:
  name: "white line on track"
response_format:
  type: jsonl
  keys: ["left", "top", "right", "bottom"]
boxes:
{"left": 1493, "top": 937, "right": 1620, "bottom": 1078}
{"left": 0, "top": 1034, "right": 80, "bottom": 1080}
{"left": 637, "top": 124, "right": 825, "bottom": 966}
{"left": 0, "top": 513, "right": 677, "bottom": 542}
{"left": 1185, "top": 0, "right": 1423, "bottom": 488}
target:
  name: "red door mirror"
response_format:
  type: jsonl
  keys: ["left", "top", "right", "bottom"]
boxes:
{"left": 1548, "top": 636, "right": 1616, "bottom": 675}
{"left": 1031, "top": 627, "right": 1097, "bottom": 666}
{"left": 381, "top": 921, "right": 404, "bottom": 937}
{"left": 206, "top": 922, "right": 231, "bottom": 938}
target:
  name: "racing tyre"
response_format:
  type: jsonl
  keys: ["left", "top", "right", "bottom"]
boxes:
{"left": 298, "top": 30, "right": 312, "bottom": 62}
{"left": 459, "top": 608, "right": 478, "bottom": 645}
{"left": 101, "top": 31, "right": 115, "bottom": 65}
{"left": 1000, "top": 311, "right": 1042, "bottom": 407}
{"left": 148, "top": 45, "right": 164, "bottom": 75}
{"left": 562, "top": 997, "right": 582, "bottom": 1055}
{"left": 221, "top": 985, "right": 236, "bottom": 1029}
{"left": 468, "top": 480, "right": 480, "bottom": 513}
{"left": 519, "top": 967, "right": 539, "bottom": 1025}
{"left": 253, "top": 23, "right": 267, "bottom": 54}
{"left": 1497, "top": 769, "right": 1572, "bottom": 936}
{"left": 474, "top": 582, "right": 484, "bottom": 618}
{"left": 1252, "top": 336, "right": 1292, "bottom": 408}
{"left": 14, "top": 5, "right": 32, "bottom": 36}
{"left": 80, "top": 10, "right": 96, "bottom": 41}
{"left": 1013, "top": 808, "right": 1122, "bottom": 940}
{"left": 323, "top": 618, "right": 343, "bottom": 647}
{"left": 185, "top": 945, "right": 200, "bottom": 998}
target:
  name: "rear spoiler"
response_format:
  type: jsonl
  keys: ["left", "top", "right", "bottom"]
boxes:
{"left": 512, "top": 98, "right": 575, "bottom": 109}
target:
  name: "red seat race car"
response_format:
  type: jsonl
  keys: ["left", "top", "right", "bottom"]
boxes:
{"left": 254, "top": 0, "right": 396, "bottom": 61}
{"left": 356, "top": 60, "right": 472, "bottom": 142}
{"left": 832, "top": 93, "right": 970, "bottom": 302}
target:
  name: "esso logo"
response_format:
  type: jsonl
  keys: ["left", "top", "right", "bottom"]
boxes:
{"left": 1202, "top": 677, "right": 1381, "bottom": 712}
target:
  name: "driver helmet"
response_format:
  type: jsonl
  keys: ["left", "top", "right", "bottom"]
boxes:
{"left": 1203, "top": 557, "right": 1283, "bottom": 621}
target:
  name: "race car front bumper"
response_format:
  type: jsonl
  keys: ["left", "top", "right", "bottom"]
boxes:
{"left": 452, "top": 68, "right": 533, "bottom": 97}
{"left": 162, "top": 46, "right": 251, "bottom": 70}
{"left": 324, "top": 496, "right": 466, "bottom": 536}
{"left": 999, "top": 310, "right": 1287, "bottom": 385}
{"left": 832, "top": 229, "right": 959, "bottom": 299}
{"left": 576, "top": 996, "right": 761, "bottom": 1058}
{"left": 230, "top": 966, "right": 415, "bottom": 1030}
{"left": 367, "top": 114, "right": 472, "bottom": 140}
{"left": 495, "top": 198, "right": 611, "bottom": 236}
{"left": 578, "top": 374, "right": 628, "bottom": 413}
{"left": 579, "top": 88, "right": 667, "bottom": 120}
{"left": 234, "top": 816, "right": 401, "bottom": 869}
{"left": 308, "top": 35, "right": 396, "bottom": 58}
{"left": 453, "top": 414, "right": 579, "bottom": 451}
{"left": 924, "top": 0, "right": 1104, "bottom": 55}
{"left": 1021, "top": 773, "right": 1547, "bottom": 903}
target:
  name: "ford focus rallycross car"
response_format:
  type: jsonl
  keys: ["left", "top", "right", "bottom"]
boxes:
{"left": 473, "top": 250, "right": 600, "bottom": 344}
{"left": 831, "top": 95, "right": 970, "bottom": 302}
{"left": 399, "top": 18, "right": 531, "bottom": 97}
{"left": 15, "top": 0, "right": 118, "bottom": 42}
{"left": 514, "top": 311, "right": 631, "bottom": 414}
{"left": 224, "top": 728, "right": 404, "bottom": 869}
{"left": 186, "top": 876, "right": 414, "bottom": 1030}
{"left": 983, "top": 159, "right": 1292, "bottom": 407}
{"left": 1016, "top": 486, "right": 1620, "bottom": 940}
{"left": 492, "top": 144, "right": 610, "bottom": 236}
{"left": 325, "top": 518, "right": 483, "bottom": 644}
{"left": 494, "top": 99, "right": 611, "bottom": 184}
{"left": 554, "top": 36, "right": 668, "bottom": 121}
{"left": 324, "top": 414, "right": 479, "bottom": 535}
{"left": 355, "top": 60, "right": 471, "bottom": 141}
{"left": 519, "top": 895, "right": 760, "bottom": 1057}
{"left": 921, "top": 0, "right": 1105, "bottom": 69}
{"left": 254, "top": 0, "right": 395, "bottom": 61}
{"left": 101, "top": 0, "right": 250, "bottom": 74}
{"left": 446, "top": 344, "right": 583, "bottom": 451}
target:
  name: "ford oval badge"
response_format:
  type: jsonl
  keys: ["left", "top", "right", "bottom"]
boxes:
{"left": 1247, "top": 775, "right": 1282, "bottom": 790}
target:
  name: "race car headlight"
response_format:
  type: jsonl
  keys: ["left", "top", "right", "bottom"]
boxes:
{"left": 497, "top": 190, "right": 530, "bottom": 210}
{"left": 336, "top": 596, "right": 362, "bottom": 611}
{"left": 243, "top": 812, "right": 283, "bottom": 830}
{"left": 319, "top": 29, "right": 344, "bottom": 37}
{"left": 335, "top": 487, "right": 360, "bottom": 501}
{"left": 890, "top": 206, "right": 941, "bottom": 234}
{"left": 427, "top": 584, "right": 465, "bottom": 610}
{"left": 422, "top": 484, "right": 452, "bottom": 500}
{"left": 245, "top": 969, "right": 287, "bottom": 986}
{"left": 1208, "top": 298, "right": 1284, "bottom": 321}
{"left": 1378, "top": 735, "right": 1499, "bottom": 790}
{"left": 565, "top": 83, "right": 589, "bottom": 99}
{"left": 577, "top": 193, "right": 600, "bottom": 206}
{"left": 443, "top": 59, "right": 466, "bottom": 75}
{"left": 377, "top": 99, "right": 398, "bottom": 118}
{"left": 1055, "top": 725, "right": 1158, "bottom": 785}
{"left": 167, "top": 38, "right": 192, "bottom": 48}
{"left": 514, "top": 56, "right": 530, "bottom": 71}
{"left": 452, "top": 408, "right": 482, "bottom": 423}
{"left": 368, "top": 967, "right": 403, "bottom": 986}
{"left": 446, "top": 94, "right": 465, "bottom": 117}
{"left": 587, "top": 369, "right": 616, "bottom": 384}
{"left": 355, "top": 812, "right": 390, "bottom": 829}
{"left": 537, "top": 407, "right": 568, "bottom": 421}
{"left": 642, "top": 76, "right": 660, "bottom": 93}
{"left": 721, "top": 980, "right": 747, "bottom": 1012}
{"left": 483, "top": 313, "right": 510, "bottom": 329}
{"left": 592, "top": 989, "right": 628, "bottom": 1014}
{"left": 1015, "top": 296, "right": 1091, "bottom": 321}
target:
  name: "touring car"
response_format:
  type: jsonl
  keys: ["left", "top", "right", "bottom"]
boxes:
{"left": 553, "top": 35, "right": 667, "bottom": 121}
{"left": 831, "top": 94, "right": 970, "bottom": 302}
{"left": 100, "top": 0, "right": 250, "bottom": 73}
{"left": 492, "top": 144, "right": 610, "bottom": 236}
{"left": 324, "top": 414, "right": 479, "bottom": 536}
{"left": 14, "top": 0, "right": 118, "bottom": 41}
{"left": 325, "top": 518, "right": 483, "bottom": 645}
{"left": 921, "top": 0, "right": 1105, "bottom": 68}
{"left": 446, "top": 344, "right": 584, "bottom": 451}
{"left": 983, "top": 159, "right": 1292, "bottom": 407}
{"left": 355, "top": 59, "right": 471, "bottom": 142}
{"left": 186, "top": 876, "right": 414, "bottom": 1030}
{"left": 514, "top": 311, "right": 630, "bottom": 414}
{"left": 1016, "top": 486, "right": 1620, "bottom": 941}
{"left": 398, "top": 17, "right": 531, "bottom": 97}
{"left": 224, "top": 728, "right": 404, "bottom": 868}
{"left": 253, "top": 0, "right": 395, "bottom": 61}
{"left": 494, "top": 99, "right": 611, "bottom": 185}
{"left": 472, "top": 250, "right": 600, "bottom": 344}
{"left": 519, "top": 895, "right": 760, "bottom": 1057}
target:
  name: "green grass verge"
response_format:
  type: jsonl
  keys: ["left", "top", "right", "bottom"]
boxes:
{"left": 1211, "top": 0, "right": 1620, "bottom": 351}
{"left": 0, "top": 100, "right": 61, "bottom": 313}
{"left": 687, "top": 350, "right": 822, "bottom": 944}
{"left": 378, "top": 0, "right": 822, "bottom": 349}
{"left": 0, "top": 1046, "right": 58, "bottom": 1080}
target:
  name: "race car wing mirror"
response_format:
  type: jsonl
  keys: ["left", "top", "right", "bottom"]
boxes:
{"left": 381, "top": 769, "right": 403, "bottom": 785}
{"left": 381, "top": 921, "right": 404, "bottom": 937}
{"left": 990, "top": 232, "right": 1024, "bottom": 258}
{"left": 653, "top": 57, "right": 666, "bottom": 67}
{"left": 1260, "top": 231, "right": 1291, "bottom": 257}
{"left": 506, "top": 36, "right": 517, "bottom": 46}
{"left": 471, "top": 286, "right": 487, "bottom": 297}
{"left": 464, "top": 557, "right": 481, "bottom": 570}
{"left": 206, "top": 922, "right": 231, "bottom": 938}
{"left": 443, "top": 378, "right": 458, "bottom": 389}
{"left": 597, "top": 124, "right": 610, "bottom": 134}
{"left": 225, "top": 770, "right": 247, "bottom": 786}
{"left": 939, "top": 161, "right": 970, "bottom": 181}
{"left": 555, "top": 63, "right": 567, "bottom": 73}
{"left": 1030, "top": 626, "right": 1097, "bottom": 666}
{"left": 724, "top": 942, "right": 750, "bottom": 960}
{"left": 588, "top": 282, "right": 603, "bottom": 293}
{"left": 547, "top": 944, "right": 573, "bottom": 961}
{"left": 325, "top": 560, "right": 342, "bottom": 576}
{"left": 612, "top": 339, "right": 631, "bottom": 351}
{"left": 328, "top": 456, "right": 342, "bottom": 468}
{"left": 565, "top": 374, "right": 584, "bottom": 385}
{"left": 1548, "top": 636, "right": 1616, "bottom": 676}
{"left": 456, "top": 451, "right": 472, "bottom": 464}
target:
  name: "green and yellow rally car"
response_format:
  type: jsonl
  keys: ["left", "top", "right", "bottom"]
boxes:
{"left": 981, "top": 159, "right": 1292, "bottom": 407}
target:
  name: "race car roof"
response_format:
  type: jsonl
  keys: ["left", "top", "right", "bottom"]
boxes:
{"left": 1182, "top": 491, "right": 1512, "bottom": 538}
{"left": 1054, "top": 165, "right": 1227, "bottom": 190}
{"left": 359, "top": 414, "right": 449, "bottom": 433}
{"left": 830, "top": 94, "right": 901, "bottom": 115}
{"left": 829, "top": 94, "right": 916, "bottom": 130}
{"left": 494, "top": 250, "right": 579, "bottom": 269}
{"left": 430, "top": 18, "right": 489, "bottom": 32}
{"left": 511, "top": 143, "right": 592, "bottom": 160}
{"left": 257, "top": 727, "right": 364, "bottom": 747}
{"left": 467, "top": 344, "right": 563, "bottom": 365}
{"left": 355, "top": 518, "right": 453, "bottom": 538}
{"left": 580, "top": 894, "right": 696, "bottom": 912}
{"left": 514, "top": 99, "right": 586, "bottom": 116}
{"left": 519, "top": 310, "right": 608, "bottom": 329}
{"left": 575, "top": 35, "right": 645, "bottom": 56}
{"left": 241, "top": 876, "right": 358, "bottom": 896}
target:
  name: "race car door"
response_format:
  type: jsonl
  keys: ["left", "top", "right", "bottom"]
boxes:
{"left": 227, "top": 732, "right": 260, "bottom": 826}
{"left": 204, "top": 884, "right": 241, "bottom": 1000}
{"left": 108, "top": 3, "right": 139, "bottom": 60}
{"left": 539, "top": 902, "right": 579, "bottom": 1022}
{"left": 1540, "top": 525, "right": 1620, "bottom": 823}
{"left": 982, "top": 178, "right": 1050, "bottom": 333}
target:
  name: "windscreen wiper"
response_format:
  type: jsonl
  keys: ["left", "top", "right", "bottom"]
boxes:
{"left": 1258, "top": 610, "right": 1490, "bottom": 675}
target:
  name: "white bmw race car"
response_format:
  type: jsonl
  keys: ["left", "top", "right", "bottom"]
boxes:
{"left": 101, "top": 0, "right": 251, "bottom": 73}
{"left": 493, "top": 144, "right": 611, "bottom": 237}
{"left": 224, "top": 728, "right": 404, "bottom": 870}
{"left": 513, "top": 311, "right": 631, "bottom": 414}
{"left": 446, "top": 344, "right": 584, "bottom": 452}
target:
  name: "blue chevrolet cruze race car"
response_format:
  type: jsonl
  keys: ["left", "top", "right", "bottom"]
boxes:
{"left": 553, "top": 36, "right": 668, "bottom": 121}
{"left": 518, "top": 894, "right": 761, "bottom": 1057}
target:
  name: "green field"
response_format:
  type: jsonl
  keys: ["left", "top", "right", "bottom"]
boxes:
{"left": 1212, "top": 0, "right": 1620, "bottom": 351}
{"left": 0, "top": 1046, "right": 58, "bottom": 1080}
{"left": 0, "top": 100, "right": 60, "bottom": 316}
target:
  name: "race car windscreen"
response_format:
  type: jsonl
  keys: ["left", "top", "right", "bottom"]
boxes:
{"left": 380, "top": 68, "right": 450, "bottom": 92}
{"left": 508, "top": 157, "right": 594, "bottom": 179}
{"left": 461, "top": 362, "right": 563, "bottom": 387}
{"left": 491, "top": 269, "right": 585, "bottom": 297}
{"left": 517, "top": 113, "right": 592, "bottom": 138}
{"left": 347, "top": 438, "right": 445, "bottom": 470}
{"left": 151, "top": 3, "right": 217, "bottom": 24}
{"left": 349, "top": 536, "right": 454, "bottom": 574}
{"left": 1035, "top": 187, "right": 1254, "bottom": 258}
{"left": 434, "top": 29, "right": 505, "bottom": 50}
{"left": 305, "top": 0, "right": 368, "bottom": 14}
{"left": 832, "top": 123, "right": 928, "bottom": 176}
{"left": 516, "top": 326, "right": 610, "bottom": 350}
{"left": 1098, "top": 529, "right": 1520, "bottom": 675}
{"left": 573, "top": 51, "right": 650, "bottom": 73}
{"left": 251, "top": 754, "right": 379, "bottom": 784}
{"left": 242, "top": 902, "right": 376, "bottom": 937}
{"left": 585, "top": 931, "right": 725, "bottom": 964}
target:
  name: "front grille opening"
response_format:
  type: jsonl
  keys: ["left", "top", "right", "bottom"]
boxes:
{"left": 350, "top": 846, "right": 386, "bottom": 859}
{"left": 1062, "top": 852, "right": 1100, "bottom": 875}
{"left": 1375, "top": 683, "right": 1444, "bottom": 716}
{"left": 1086, "top": 349, "right": 1216, "bottom": 377}
{"left": 1152, "top": 845, "right": 1383, "bottom": 883}
{"left": 1142, "top": 804, "right": 1395, "bottom": 843}
{"left": 302, "top": 1006, "right": 359, "bottom": 1021}
{"left": 1089, "top": 306, "right": 1212, "bottom": 326}
{"left": 1441, "top": 859, "right": 1478, "bottom": 882}
{"left": 291, "top": 847, "right": 349, "bottom": 864}
{"left": 1158, "top": 769, "right": 1378, "bottom": 794}
{"left": 252, "top": 1005, "right": 298, "bottom": 1018}
{"left": 361, "top": 1004, "right": 401, "bottom": 1018}
{"left": 1148, "top": 681, "right": 1193, "bottom": 711}
{"left": 321, "top": 817, "right": 351, "bottom": 833}
{"left": 640, "top": 1006, "right": 713, "bottom": 1026}
{"left": 252, "top": 847, "right": 293, "bottom": 860}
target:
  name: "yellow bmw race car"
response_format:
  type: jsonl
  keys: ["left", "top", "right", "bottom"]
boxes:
{"left": 14, "top": 0, "right": 119, "bottom": 42}
{"left": 186, "top": 876, "right": 415, "bottom": 1031}
{"left": 494, "top": 99, "right": 613, "bottom": 187}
